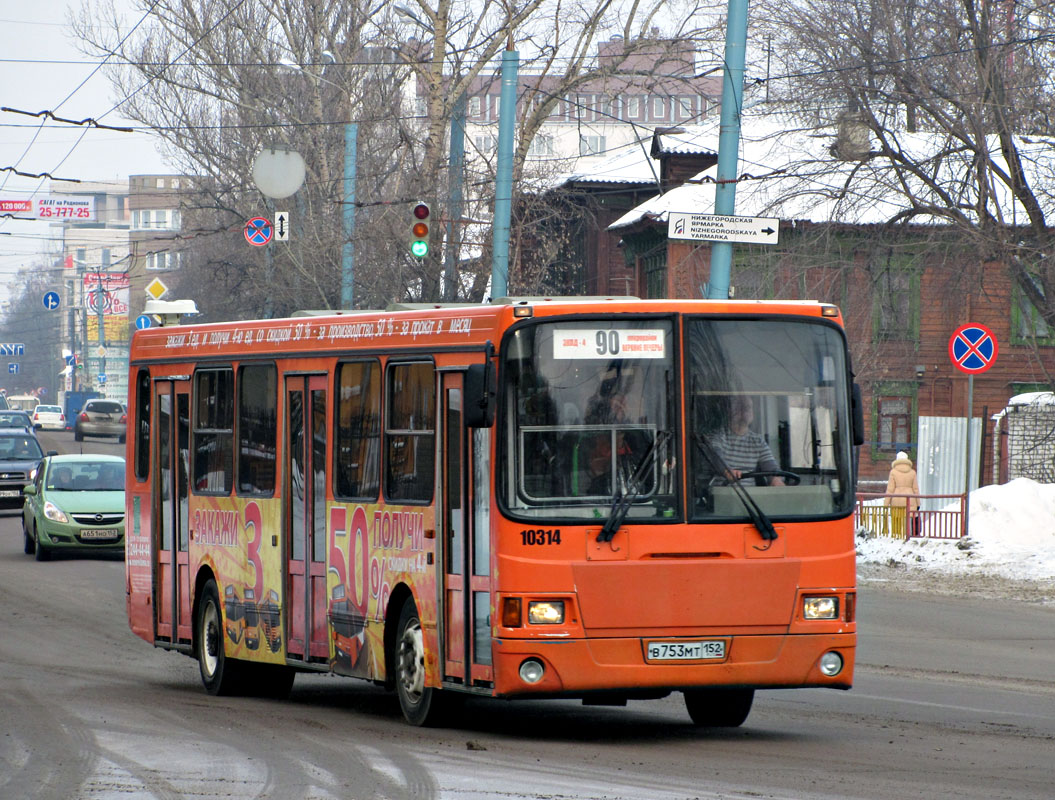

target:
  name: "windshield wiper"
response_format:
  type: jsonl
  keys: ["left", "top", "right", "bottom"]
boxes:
{"left": 597, "top": 429, "right": 671, "bottom": 543}
{"left": 694, "top": 433, "right": 778, "bottom": 541}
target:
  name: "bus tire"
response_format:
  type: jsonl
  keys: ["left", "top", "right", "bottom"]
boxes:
{"left": 684, "top": 688, "right": 754, "bottom": 727}
{"left": 197, "top": 579, "right": 242, "bottom": 695}
{"left": 395, "top": 598, "right": 447, "bottom": 726}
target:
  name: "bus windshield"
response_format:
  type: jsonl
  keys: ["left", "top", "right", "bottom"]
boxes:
{"left": 502, "top": 319, "right": 677, "bottom": 519}
{"left": 686, "top": 317, "right": 854, "bottom": 520}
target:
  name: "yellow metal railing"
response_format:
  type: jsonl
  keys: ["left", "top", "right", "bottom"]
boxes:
{"left": 854, "top": 493, "right": 966, "bottom": 540}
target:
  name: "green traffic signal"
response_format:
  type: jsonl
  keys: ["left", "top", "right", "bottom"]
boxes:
{"left": 410, "top": 201, "right": 430, "bottom": 258}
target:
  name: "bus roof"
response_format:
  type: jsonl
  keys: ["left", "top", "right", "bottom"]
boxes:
{"left": 129, "top": 297, "right": 843, "bottom": 363}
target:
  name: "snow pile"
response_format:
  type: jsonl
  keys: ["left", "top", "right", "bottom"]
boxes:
{"left": 856, "top": 478, "right": 1055, "bottom": 582}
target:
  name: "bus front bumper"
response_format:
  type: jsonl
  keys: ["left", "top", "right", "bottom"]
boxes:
{"left": 490, "top": 632, "right": 855, "bottom": 698}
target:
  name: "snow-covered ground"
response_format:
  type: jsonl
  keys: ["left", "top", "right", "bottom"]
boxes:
{"left": 856, "top": 478, "right": 1055, "bottom": 603}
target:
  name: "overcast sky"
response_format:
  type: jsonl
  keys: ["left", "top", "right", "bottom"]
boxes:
{"left": 0, "top": 2, "right": 170, "bottom": 295}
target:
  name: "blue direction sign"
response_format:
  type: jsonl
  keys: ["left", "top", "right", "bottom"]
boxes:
{"left": 948, "top": 323, "right": 998, "bottom": 374}
{"left": 244, "top": 216, "right": 273, "bottom": 246}
{"left": 8, "top": 363, "right": 18, "bottom": 375}
{"left": 0, "top": 343, "right": 25, "bottom": 357}
{"left": 43, "top": 291, "right": 60, "bottom": 310}
{"left": 135, "top": 314, "right": 153, "bottom": 330}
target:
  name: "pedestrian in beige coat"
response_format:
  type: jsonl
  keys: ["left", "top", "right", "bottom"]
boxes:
{"left": 885, "top": 450, "right": 920, "bottom": 536}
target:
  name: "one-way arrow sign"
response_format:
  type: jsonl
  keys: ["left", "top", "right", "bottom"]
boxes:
{"left": 667, "top": 212, "right": 779, "bottom": 245}
{"left": 275, "top": 211, "right": 290, "bottom": 242}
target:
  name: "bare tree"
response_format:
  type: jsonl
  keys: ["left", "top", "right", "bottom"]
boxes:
{"left": 73, "top": 0, "right": 415, "bottom": 316}
{"left": 0, "top": 263, "right": 65, "bottom": 398}
{"left": 754, "top": 0, "right": 1055, "bottom": 378}
{"left": 73, "top": 0, "right": 724, "bottom": 310}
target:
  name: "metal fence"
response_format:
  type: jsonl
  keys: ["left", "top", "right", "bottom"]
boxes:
{"left": 854, "top": 493, "right": 966, "bottom": 540}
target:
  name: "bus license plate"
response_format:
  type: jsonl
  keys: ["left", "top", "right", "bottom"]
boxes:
{"left": 80, "top": 529, "right": 119, "bottom": 540}
{"left": 646, "top": 640, "right": 726, "bottom": 661}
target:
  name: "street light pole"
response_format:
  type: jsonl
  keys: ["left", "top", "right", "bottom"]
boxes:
{"left": 706, "top": 0, "right": 750, "bottom": 300}
{"left": 342, "top": 120, "right": 358, "bottom": 308}
{"left": 489, "top": 45, "right": 519, "bottom": 301}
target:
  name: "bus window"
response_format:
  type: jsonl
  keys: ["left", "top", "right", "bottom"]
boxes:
{"left": 686, "top": 318, "right": 853, "bottom": 520}
{"left": 237, "top": 364, "right": 276, "bottom": 495}
{"left": 193, "top": 368, "right": 234, "bottom": 494}
{"left": 385, "top": 362, "right": 435, "bottom": 503}
{"left": 501, "top": 320, "right": 677, "bottom": 520}
{"left": 335, "top": 361, "right": 381, "bottom": 500}
{"left": 135, "top": 369, "right": 151, "bottom": 481}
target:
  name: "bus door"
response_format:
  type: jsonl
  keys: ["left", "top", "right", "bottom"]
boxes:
{"left": 440, "top": 371, "right": 493, "bottom": 686}
{"left": 153, "top": 378, "right": 192, "bottom": 646}
{"left": 284, "top": 374, "right": 329, "bottom": 660}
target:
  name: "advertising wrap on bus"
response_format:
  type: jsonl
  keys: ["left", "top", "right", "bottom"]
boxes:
{"left": 126, "top": 298, "right": 862, "bottom": 727}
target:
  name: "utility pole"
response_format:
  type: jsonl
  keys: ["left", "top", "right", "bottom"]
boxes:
{"left": 96, "top": 269, "right": 106, "bottom": 395}
{"left": 707, "top": 0, "right": 750, "bottom": 300}
{"left": 444, "top": 93, "right": 466, "bottom": 302}
{"left": 341, "top": 120, "right": 358, "bottom": 308}
{"left": 489, "top": 34, "right": 519, "bottom": 301}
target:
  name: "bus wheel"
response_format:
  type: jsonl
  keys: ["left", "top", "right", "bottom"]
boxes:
{"left": 395, "top": 599, "right": 446, "bottom": 726}
{"left": 684, "top": 688, "right": 754, "bottom": 727}
{"left": 198, "top": 579, "right": 241, "bottom": 695}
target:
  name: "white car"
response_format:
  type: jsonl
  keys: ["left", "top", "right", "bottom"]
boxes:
{"left": 31, "top": 405, "right": 66, "bottom": 431}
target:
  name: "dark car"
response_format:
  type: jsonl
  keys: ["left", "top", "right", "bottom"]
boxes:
{"left": 0, "top": 410, "right": 35, "bottom": 432}
{"left": 0, "top": 429, "right": 46, "bottom": 508}
{"left": 74, "top": 399, "right": 127, "bottom": 443}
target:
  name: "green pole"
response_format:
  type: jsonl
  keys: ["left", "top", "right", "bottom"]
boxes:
{"left": 706, "top": 0, "right": 750, "bottom": 299}
{"left": 489, "top": 49, "right": 519, "bottom": 301}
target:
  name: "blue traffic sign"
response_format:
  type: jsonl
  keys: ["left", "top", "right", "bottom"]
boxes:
{"left": 0, "top": 343, "right": 25, "bottom": 357}
{"left": 244, "top": 216, "right": 273, "bottom": 246}
{"left": 948, "top": 323, "right": 998, "bottom": 374}
{"left": 43, "top": 291, "right": 60, "bottom": 310}
{"left": 7, "top": 363, "right": 18, "bottom": 375}
{"left": 98, "top": 374, "right": 107, "bottom": 384}
{"left": 135, "top": 314, "right": 153, "bottom": 330}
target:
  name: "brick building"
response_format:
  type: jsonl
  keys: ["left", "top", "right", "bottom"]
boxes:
{"left": 525, "top": 122, "right": 1055, "bottom": 487}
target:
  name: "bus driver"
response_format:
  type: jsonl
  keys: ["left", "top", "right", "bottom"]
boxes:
{"left": 708, "top": 396, "right": 785, "bottom": 486}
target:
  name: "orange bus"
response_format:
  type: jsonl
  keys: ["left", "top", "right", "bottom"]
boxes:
{"left": 125, "top": 297, "right": 863, "bottom": 726}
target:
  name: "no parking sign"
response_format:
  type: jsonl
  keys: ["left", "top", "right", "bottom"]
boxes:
{"left": 244, "top": 216, "right": 273, "bottom": 246}
{"left": 948, "top": 322, "right": 997, "bottom": 539}
{"left": 948, "top": 323, "right": 998, "bottom": 374}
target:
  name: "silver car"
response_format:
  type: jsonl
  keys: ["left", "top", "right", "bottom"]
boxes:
{"left": 74, "top": 399, "right": 127, "bottom": 443}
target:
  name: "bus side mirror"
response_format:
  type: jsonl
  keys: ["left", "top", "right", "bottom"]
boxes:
{"left": 851, "top": 383, "right": 865, "bottom": 446}
{"left": 465, "top": 362, "right": 496, "bottom": 428}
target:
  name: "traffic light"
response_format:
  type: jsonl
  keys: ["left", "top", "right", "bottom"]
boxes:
{"left": 410, "top": 202, "right": 430, "bottom": 258}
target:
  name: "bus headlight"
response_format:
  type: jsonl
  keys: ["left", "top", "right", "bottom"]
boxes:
{"left": 819, "top": 651, "right": 844, "bottom": 676}
{"left": 527, "top": 600, "right": 565, "bottom": 624}
{"left": 803, "top": 596, "right": 839, "bottom": 620}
